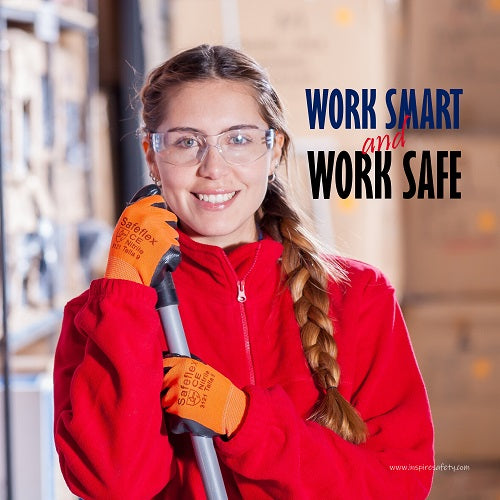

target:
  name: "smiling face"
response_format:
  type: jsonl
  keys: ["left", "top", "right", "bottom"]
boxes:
{"left": 145, "top": 79, "right": 283, "bottom": 248}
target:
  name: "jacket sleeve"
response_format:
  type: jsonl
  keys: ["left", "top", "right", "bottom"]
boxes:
{"left": 215, "top": 270, "right": 434, "bottom": 500}
{"left": 53, "top": 278, "right": 173, "bottom": 499}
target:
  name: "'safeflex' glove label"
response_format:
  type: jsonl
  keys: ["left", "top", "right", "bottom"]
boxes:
{"left": 112, "top": 216, "right": 159, "bottom": 260}
{"left": 177, "top": 358, "right": 215, "bottom": 409}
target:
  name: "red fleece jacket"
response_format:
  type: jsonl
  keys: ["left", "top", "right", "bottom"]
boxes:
{"left": 53, "top": 232, "right": 434, "bottom": 499}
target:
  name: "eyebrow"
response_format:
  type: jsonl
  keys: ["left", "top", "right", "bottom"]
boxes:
{"left": 166, "top": 124, "right": 260, "bottom": 134}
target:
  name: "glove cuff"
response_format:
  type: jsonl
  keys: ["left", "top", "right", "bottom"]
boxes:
{"left": 224, "top": 386, "right": 248, "bottom": 438}
{"left": 105, "top": 255, "right": 142, "bottom": 284}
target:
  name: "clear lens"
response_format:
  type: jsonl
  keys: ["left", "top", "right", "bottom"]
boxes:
{"left": 151, "top": 128, "right": 275, "bottom": 166}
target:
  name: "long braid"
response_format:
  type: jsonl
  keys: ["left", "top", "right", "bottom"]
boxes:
{"left": 260, "top": 180, "right": 367, "bottom": 444}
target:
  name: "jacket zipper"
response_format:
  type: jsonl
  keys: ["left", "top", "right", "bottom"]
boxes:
{"left": 223, "top": 242, "right": 262, "bottom": 386}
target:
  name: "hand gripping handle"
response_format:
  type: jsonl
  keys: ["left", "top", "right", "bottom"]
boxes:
{"left": 129, "top": 185, "right": 181, "bottom": 307}
{"left": 129, "top": 185, "right": 228, "bottom": 500}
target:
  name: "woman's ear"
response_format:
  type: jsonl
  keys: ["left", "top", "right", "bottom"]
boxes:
{"left": 142, "top": 139, "right": 160, "bottom": 181}
{"left": 270, "top": 131, "right": 285, "bottom": 171}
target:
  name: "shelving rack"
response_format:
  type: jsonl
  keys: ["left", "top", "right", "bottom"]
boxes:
{"left": 0, "top": 0, "right": 97, "bottom": 31}
{"left": 0, "top": 1, "right": 98, "bottom": 498}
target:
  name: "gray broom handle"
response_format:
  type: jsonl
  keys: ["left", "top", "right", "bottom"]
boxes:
{"left": 128, "top": 184, "right": 227, "bottom": 499}
{"left": 158, "top": 304, "right": 228, "bottom": 500}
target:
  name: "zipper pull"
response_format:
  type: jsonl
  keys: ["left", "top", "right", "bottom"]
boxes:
{"left": 237, "top": 280, "right": 247, "bottom": 303}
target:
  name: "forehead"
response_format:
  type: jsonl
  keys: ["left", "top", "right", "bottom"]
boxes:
{"left": 161, "top": 79, "right": 266, "bottom": 131}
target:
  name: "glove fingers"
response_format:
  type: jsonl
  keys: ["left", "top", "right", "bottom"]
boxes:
{"left": 149, "top": 207, "right": 178, "bottom": 224}
{"left": 161, "top": 356, "right": 188, "bottom": 406}
{"left": 130, "top": 194, "right": 165, "bottom": 210}
{"left": 126, "top": 195, "right": 178, "bottom": 230}
{"left": 160, "top": 383, "right": 176, "bottom": 409}
{"left": 131, "top": 194, "right": 177, "bottom": 224}
{"left": 162, "top": 359, "right": 184, "bottom": 386}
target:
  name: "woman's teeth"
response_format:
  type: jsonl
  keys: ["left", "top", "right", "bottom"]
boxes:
{"left": 197, "top": 192, "right": 236, "bottom": 203}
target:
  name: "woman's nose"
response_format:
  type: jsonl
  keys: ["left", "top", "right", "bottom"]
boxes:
{"left": 197, "top": 144, "right": 229, "bottom": 179}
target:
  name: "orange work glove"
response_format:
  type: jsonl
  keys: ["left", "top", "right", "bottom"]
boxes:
{"left": 105, "top": 191, "right": 179, "bottom": 286}
{"left": 162, "top": 354, "right": 248, "bottom": 439}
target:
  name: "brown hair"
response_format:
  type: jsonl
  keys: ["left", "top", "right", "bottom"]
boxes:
{"left": 140, "top": 44, "right": 367, "bottom": 444}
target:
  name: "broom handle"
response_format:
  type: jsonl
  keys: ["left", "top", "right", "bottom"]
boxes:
{"left": 129, "top": 184, "right": 227, "bottom": 499}
{"left": 156, "top": 276, "right": 228, "bottom": 500}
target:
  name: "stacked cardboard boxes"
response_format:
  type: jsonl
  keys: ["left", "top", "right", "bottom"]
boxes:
{"left": 405, "top": 300, "right": 500, "bottom": 461}
{"left": 401, "top": 0, "right": 500, "bottom": 486}
{"left": 406, "top": 0, "right": 500, "bottom": 131}
{"left": 403, "top": 135, "right": 500, "bottom": 298}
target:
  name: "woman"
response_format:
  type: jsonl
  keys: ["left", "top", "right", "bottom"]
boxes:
{"left": 54, "top": 44, "right": 434, "bottom": 499}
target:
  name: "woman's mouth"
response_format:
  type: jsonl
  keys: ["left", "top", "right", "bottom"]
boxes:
{"left": 195, "top": 191, "right": 237, "bottom": 203}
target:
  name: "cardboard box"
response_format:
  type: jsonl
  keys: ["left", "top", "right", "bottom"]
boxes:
{"left": 404, "top": 300, "right": 500, "bottom": 461}
{"left": 168, "top": 0, "right": 224, "bottom": 53}
{"left": 51, "top": 164, "right": 90, "bottom": 223}
{"left": 50, "top": 30, "right": 91, "bottom": 225}
{"left": 406, "top": 0, "right": 500, "bottom": 131}
{"left": 3, "top": 173, "right": 56, "bottom": 324}
{"left": 90, "top": 91, "right": 116, "bottom": 225}
{"left": 402, "top": 133, "right": 500, "bottom": 297}
{"left": 2, "top": 29, "right": 49, "bottom": 178}
{"left": 51, "top": 222, "right": 88, "bottom": 308}
{"left": 52, "top": 30, "right": 88, "bottom": 169}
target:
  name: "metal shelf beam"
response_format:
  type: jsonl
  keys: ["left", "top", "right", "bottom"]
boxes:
{"left": 0, "top": 0, "right": 97, "bottom": 33}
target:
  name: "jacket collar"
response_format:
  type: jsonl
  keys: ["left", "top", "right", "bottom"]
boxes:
{"left": 177, "top": 230, "right": 284, "bottom": 292}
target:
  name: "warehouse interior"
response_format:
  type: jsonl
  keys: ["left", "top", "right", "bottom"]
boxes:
{"left": 0, "top": 0, "right": 499, "bottom": 498}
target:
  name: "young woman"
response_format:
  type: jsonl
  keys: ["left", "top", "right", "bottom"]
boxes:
{"left": 53, "top": 44, "right": 434, "bottom": 499}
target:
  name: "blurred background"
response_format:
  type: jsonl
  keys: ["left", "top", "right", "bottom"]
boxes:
{"left": 0, "top": 0, "right": 499, "bottom": 498}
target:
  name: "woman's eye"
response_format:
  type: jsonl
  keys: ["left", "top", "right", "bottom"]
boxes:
{"left": 229, "top": 134, "right": 250, "bottom": 145}
{"left": 176, "top": 137, "right": 198, "bottom": 148}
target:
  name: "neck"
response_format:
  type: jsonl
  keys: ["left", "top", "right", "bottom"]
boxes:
{"left": 179, "top": 223, "right": 259, "bottom": 251}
